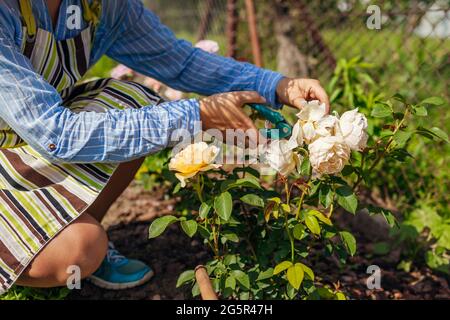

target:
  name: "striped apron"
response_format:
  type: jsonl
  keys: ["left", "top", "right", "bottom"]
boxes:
{"left": 0, "top": 0, "right": 163, "bottom": 294}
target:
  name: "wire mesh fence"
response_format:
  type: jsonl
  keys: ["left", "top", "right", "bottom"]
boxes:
{"left": 146, "top": 0, "right": 449, "bottom": 102}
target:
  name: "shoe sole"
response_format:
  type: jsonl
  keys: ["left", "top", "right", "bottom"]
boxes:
{"left": 88, "top": 270, "right": 154, "bottom": 290}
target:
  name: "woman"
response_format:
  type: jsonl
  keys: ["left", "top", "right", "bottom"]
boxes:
{"left": 0, "top": 0, "right": 329, "bottom": 293}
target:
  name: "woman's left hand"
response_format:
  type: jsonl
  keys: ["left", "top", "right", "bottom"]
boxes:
{"left": 276, "top": 78, "right": 330, "bottom": 113}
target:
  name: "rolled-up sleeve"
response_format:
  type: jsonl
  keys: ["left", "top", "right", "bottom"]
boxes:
{"left": 0, "top": 26, "right": 201, "bottom": 164}
{"left": 104, "top": 0, "right": 284, "bottom": 108}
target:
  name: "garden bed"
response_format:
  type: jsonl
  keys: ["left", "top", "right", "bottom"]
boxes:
{"left": 68, "top": 183, "right": 449, "bottom": 300}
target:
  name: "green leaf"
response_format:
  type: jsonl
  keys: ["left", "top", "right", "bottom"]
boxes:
{"left": 293, "top": 224, "right": 306, "bottom": 240}
{"left": 197, "top": 224, "right": 211, "bottom": 240}
{"left": 268, "top": 197, "right": 281, "bottom": 204}
{"left": 191, "top": 282, "right": 200, "bottom": 297}
{"left": 172, "top": 183, "right": 181, "bottom": 194}
{"left": 176, "top": 270, "right": 195, "bottom": 288}
{"left": 180, "top": 220, "right": 198, "bottom": 238}
{"left": 281, "top": 203, "right": 291, "bottom": 213}
{"left": 340, "top": 231, "right": 357, "bottom": 256}
{"left": 416, "top": 126, "right": 449, "bottom": 143}
{"left": 230, "top": 270, "right": 250, "bottom": 290}
{"left": 224, "top": 176, "right": 262, "bottom": 191}
{"left": 199, "top": 202, "right": 212, "bottom": 219}
{"left": 420, "top": 96, "right": 445, "bottom": 106}
{"left": 335, "top": 292, "right": 347, "bottom": 300}
{"left": 214, "top": 192, "right": 233, "bottom": 221}
{"left": 225, "top": 275, "right": 236, "bottom": 290}
{"left": 336, "top": 186, "right": 358, "bottom": 214}
{"left": 392, "top": 93, "right": 406, "bottom": 103}
{"left": 287, "top": 264, "right": 304, "bottom": 290}
{"left": 240, "top": 194, "right": 264, "bottom": 207}
{"left": 394, "top": 130, "right": 412, "bottom": 147}
{"left": 412, "top": 105, "right": 428, "bottom": 116}
{"left": 273, "top": 261, "right": 293, "bottom": 275}
{"left": 309, "top": 210, "right": 332, "bottom": 226}
{"left": 319, "top": 185, "right": 334, "bottom": 209}
{"left": 222, "top": 232, "right": 239, "bottom": 243}
{"left": 148, "top": 215, "right": 178, "bottom": 239}
{"left": 256, "top": 268, "right": 274, "bottom": 281}
{"left": 429, "top": 127, "right": 449, "bottom": 143}
{"left": 299, "top": 263, "right": 314, "bottom": 281}
{"left": 371, "top": 103, "right": 393, "bottom": 118}
{"left": 300, "top": 157, "right": 312, "bottom": 176}
{"left": 305, "top": 215, "right": 321, "bottom": 236}
{"left": 381, "top": 210, "right": 398, "bottom": 228}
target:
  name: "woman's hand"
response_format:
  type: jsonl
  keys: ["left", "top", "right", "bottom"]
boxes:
{"left": 200, "top": 91, "right": 265, "bottom": 131}
{"left": 276, "top": 78, "right": 330, "bottom": 113}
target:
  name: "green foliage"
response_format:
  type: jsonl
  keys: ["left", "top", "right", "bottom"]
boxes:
{"left": 147, "top": 57, "right": 448, "bottom": 299}
{"left": 330, "top": 58, "right": 449, "bottom": 275}
{"left": 0, "top": 286, "right": 70, "bottom": 300}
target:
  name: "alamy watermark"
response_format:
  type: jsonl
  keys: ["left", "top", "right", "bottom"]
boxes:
{"left": 366, "top": 265, "right": 382, "bottom": 290}
{"left": 66, "top": 5, "right": 82, "bottom": 30}
{"left": 366, "top": 5, "right": 383, "bottom": 30}
{"left": 66, "top": 265, "right": 81, "bottom": 290}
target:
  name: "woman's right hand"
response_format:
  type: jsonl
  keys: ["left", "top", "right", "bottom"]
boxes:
{"left": 199, "top": 91, "right": 266, "bottom": 145}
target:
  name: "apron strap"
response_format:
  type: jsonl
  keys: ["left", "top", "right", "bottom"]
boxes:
{"left": 19, "top": 0, "right": 37, "bottom": 36}
{"left": 82, "top": 0, "right": 102, "bottom": 26}
{"left": 18, "top": 0, "right": 102, "bottom": 36}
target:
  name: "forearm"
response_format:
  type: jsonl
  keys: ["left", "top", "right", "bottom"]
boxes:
{"left": 14, "top": 99, "right": 200, "bottom": 164}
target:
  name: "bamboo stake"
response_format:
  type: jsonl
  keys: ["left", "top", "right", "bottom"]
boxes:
{"left": 195, "top": 265, "right": 218, "bottom": 300}
{"left": 244, "top": 0, "right": 263, "bottom": 67}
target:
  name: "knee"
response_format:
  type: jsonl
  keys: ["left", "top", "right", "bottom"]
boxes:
{"left": 22, "top": 215, "right": 108, "bottom": 286}
{"left": 66, "top": 224, "right": 108, "bottom": 279}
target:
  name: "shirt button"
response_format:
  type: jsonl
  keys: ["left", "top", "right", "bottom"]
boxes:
{"left": 48, "top": 144, "right": 56, "bottom": 151}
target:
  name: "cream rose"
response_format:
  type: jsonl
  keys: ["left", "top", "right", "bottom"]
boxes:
{"left": 169, "top": 142, "right": 221, "bottom": 187}
{"left": 308, "top": 136, "right": 351, "bottom": 176}
{"left": 337, "top": 108, "right": 368, "bottom": 151}
{"left": 264, "top": 139, "right": 303, "bottom": 177}
{"left": 294, "top": 100, "right": 334, "bottom": 144}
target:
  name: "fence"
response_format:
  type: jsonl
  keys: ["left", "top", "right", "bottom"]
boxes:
{"left": 146, "top": 0, "right": 449, "bottom": 103}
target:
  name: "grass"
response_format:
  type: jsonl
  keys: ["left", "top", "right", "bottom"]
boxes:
{"left": 0, "top": 286, "right": 70, "bottom": 301}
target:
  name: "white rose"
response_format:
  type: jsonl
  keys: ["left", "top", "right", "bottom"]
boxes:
{"left": 337, "top": 108, "right": 368, "bottom": 151}
{"left": 285, "top": 120, "right": 304, "bottom": 150}
{"left": 169, "top": 142, "right": 221, "bottom": 187}
{"left": 295, "top": 100, "right": 332, "bottom": 144}
{"left": 308, "top": 136, "right": 351, "bottom": 177}
{"left": 264, "top": 139, "right": 303, "bottom": 177}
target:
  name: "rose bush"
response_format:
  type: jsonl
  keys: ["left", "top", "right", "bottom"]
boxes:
{"left": 147, "top": 59, "right": 448, "bottom": 299}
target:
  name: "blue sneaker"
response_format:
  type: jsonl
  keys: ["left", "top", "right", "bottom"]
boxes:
{"left": 88, "top": 242, "right": 154, "bottom": 290}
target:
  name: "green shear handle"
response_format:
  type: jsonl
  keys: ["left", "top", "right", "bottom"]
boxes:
{"left": 248, "top": 104, "right": 293, "bottom": 139}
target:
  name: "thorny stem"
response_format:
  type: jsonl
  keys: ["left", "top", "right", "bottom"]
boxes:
{"left": 194, "top": 175, "right": 219, "bottom": 257}
{"left": 241, "top": 203, "right": 258, "bottom": 261}
{"left": 283, "top": 180, "right": 295, "bottom": 262}
{"left": 353, "top": 109, "right": 410, "bottom": 191}
{"left": 194, "top": 175, "right": 204, "bottom": 203}
{"left": 295, "top": 189, "right": 307, "bottom": 220}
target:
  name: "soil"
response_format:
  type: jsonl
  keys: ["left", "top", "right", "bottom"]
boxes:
{"left": 68, "top": 183, "right": 450, "bottom": 300}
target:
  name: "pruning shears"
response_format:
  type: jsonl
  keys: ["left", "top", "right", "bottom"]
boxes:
{"left": 248, "top": 104, "right": 293, "bottom": 140}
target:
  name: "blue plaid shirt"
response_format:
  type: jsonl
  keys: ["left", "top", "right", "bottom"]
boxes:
{"left": 0, "top": 0, "right": 284, "bottom": 163}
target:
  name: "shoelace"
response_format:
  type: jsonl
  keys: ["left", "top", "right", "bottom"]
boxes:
{"left": 106, "top": 242, "right": 127, "bottom": 264}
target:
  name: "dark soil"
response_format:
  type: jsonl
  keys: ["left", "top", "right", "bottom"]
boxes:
{"left": 68, "top": 183, "right": 450, "bottom": 300}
